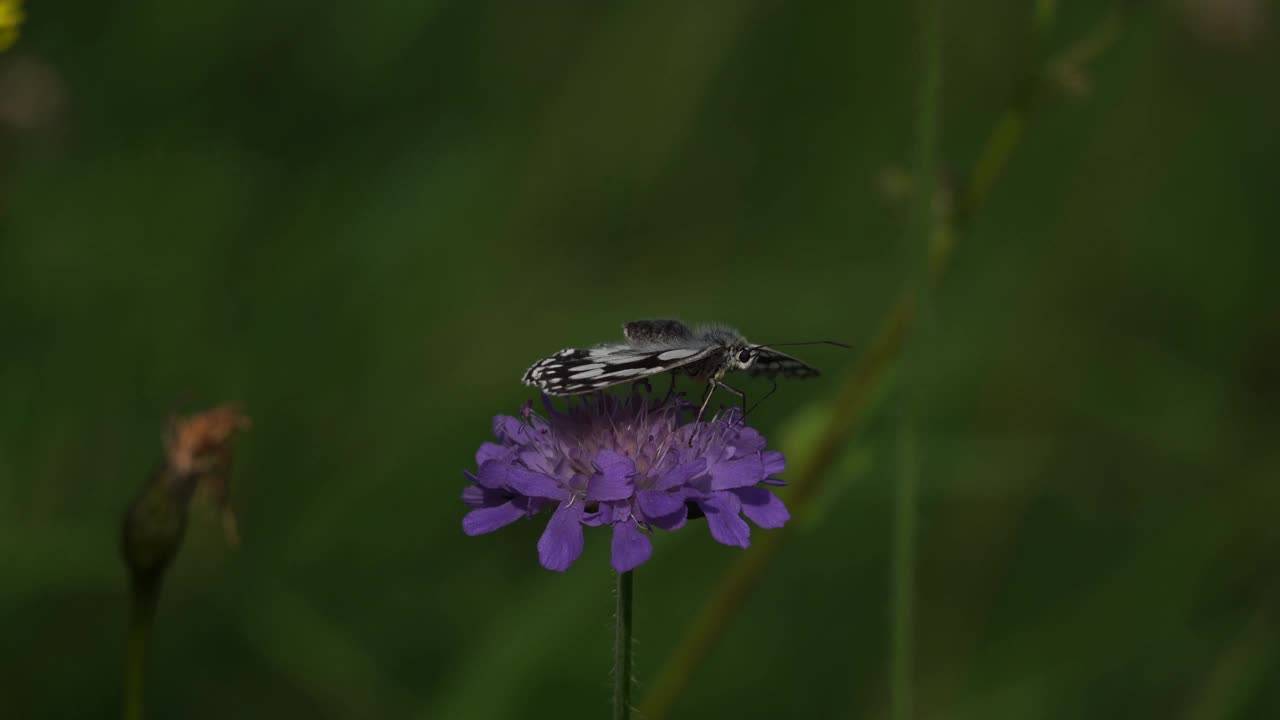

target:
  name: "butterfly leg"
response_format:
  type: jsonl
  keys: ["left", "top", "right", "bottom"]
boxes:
{"left": 693, "top": 379, "right": 717, "bottom": 425}
{"left": 716, "top": 380, "right": 747, "bottom": 419}
{"left": 663, "top": 371, "right": 679, "bottom": 402}
{"left": 688, "top": 379, "right": 718, "bottom": 447}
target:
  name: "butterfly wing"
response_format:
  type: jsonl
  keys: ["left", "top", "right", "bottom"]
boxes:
{"left": 747, "top": 348, "right": 821, "bottom": 379}
{"left": 523, "top": 343, "right": 718, "bottom": 395}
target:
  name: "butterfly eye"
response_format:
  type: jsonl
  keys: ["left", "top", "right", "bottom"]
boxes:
{"left": 737, "top": 349, "right": 753, "bottom": 363}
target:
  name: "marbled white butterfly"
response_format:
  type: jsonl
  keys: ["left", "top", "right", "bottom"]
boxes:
{"left": 522, "top": 319, "right": 844, "bottom": 419}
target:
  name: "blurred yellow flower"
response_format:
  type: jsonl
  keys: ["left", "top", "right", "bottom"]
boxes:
{"left": 0, "top": 0, "right": 23, "bottom": 52}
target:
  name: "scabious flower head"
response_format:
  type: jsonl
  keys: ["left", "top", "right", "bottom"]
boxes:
{"left": 462, "top": 390, "right": 790, "bottom": 572}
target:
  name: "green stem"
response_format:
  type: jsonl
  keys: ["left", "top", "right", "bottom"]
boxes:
{"left": 892, "top": 0, "right": 942, "bottom": 718}
{"left": 124, "top": 582, "right": 157, "bottom": 720}
{"left": 890, "top": 416, "right": 921, "bottom": 720}
{"left": 639, "top": 11, "right": 1124, "bottom": 719}
{"left": 613, "top": 570, "right": 634, "bottom": 720}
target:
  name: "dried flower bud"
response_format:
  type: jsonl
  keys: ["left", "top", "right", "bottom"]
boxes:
{"left": 121, "top": 466, "right": 192, "bottom": 592}
{"left": 164, "top": 404, "right": 250, "bottom": 476}
{"left": 122, "top": 405, "right": 249, "bottom": 592}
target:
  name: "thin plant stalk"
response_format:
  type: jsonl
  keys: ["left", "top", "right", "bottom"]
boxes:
{"left": 123, "top": 583, "right": 157, "bottom": 720}
{"left": 892, "top": 0, "right": 943, "bottom": 717}
{"left": 119, "top": 406, "right": 248, "bottom": 720}
{"left": 613, "top": 570, "right": 635, "bottom": 720}
{"left": 638, "top": 10, "right": 1125, "bottom": 719}
{"left": 890, "top": 420, "right": 920, "bottom": 720}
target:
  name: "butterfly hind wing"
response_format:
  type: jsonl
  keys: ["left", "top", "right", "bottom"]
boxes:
{"left": 523, "top": 344, "right": 717, "bottom": 395}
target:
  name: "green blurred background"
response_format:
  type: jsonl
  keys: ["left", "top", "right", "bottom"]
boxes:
{"left": 3, "top": 1, "right": 1278, "bottom": 718}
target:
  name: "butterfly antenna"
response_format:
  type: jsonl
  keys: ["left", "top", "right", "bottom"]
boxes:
{"left": 752, "top": 340, "right": 851, "bottom": 350}
{"left": 745, "top": 377, "right": 778, "bottom": 416}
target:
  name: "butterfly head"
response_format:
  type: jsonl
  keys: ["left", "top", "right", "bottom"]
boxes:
{"left": 728, "top": 344, "right": 761, "bottom": 371}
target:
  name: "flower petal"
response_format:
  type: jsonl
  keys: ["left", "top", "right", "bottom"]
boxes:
{"left": 649, "top": 506, "right": 688, "bottom": 531}
{"left": 475, "top": 460, "right": 509, "bottom": 489}
{"left": 492, "top": 415, "right": 528, "bottom": 443}
{"left": 518, "top": 448, "right": 553, "bottom": 474}
{"left": 462, "top": 484, "right": 504, "bottom": 508}
{"left": 476, "top": 442, "right": 509, "bottom": 466}
{"left": 504, "top": 465, "right": 568, "bottom": 500}
{"left": 733, "top": 486, "right": 791, "bottom": 529}
{"left": 700, "top": 493, "right": 750, "bottom": 548}
{"left": 589, "top": 449, "right": 635, "bottom": 501}
{"left": 762, "top": 450, "right": 786, "bottom": 475}
{"left": 729, "top": 426, "right": 767, "bottom": 456}
{"left": 462, "top": 501, "right": 527, "bottom": 536}
{"left": 610, "top": 521, "right": 653, "bottom": 573}
{"left": 537, "top": 504, "right": 585, "bottom": 572}
{"left": 638, "top": 489, "right": 685, "bottom": 520}
{"left": 595, "top": 449, "right": 636, "bottom": 478}
{"left": 461, "top": 485, "right": 484, "bottom": 506}
{"left": 653, "top": 458, "right": 707, "bottom": 491}
{"left": 708, "top": 454, "right": 765, "bottom": 490}
{"left": 582, "top": 502, "right": 617, "bottom": 527}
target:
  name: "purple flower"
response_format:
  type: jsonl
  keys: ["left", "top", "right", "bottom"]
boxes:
{"left": 462, "top": 392, "right": 791, "bottom": 572}
{"left": 672, "top": 412, "right": 791, "bottom": 548}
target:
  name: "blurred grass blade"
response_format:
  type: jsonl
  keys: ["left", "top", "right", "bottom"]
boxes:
{"left": 892, "top": 0, "right": 944, "bottom": 716}
{"left": 638, "top": 10, "right": 1127, "bottom": 719}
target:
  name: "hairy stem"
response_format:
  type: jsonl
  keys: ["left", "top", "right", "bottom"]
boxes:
{"left": 613, "top": 570, "right": 634, "bottom": 720}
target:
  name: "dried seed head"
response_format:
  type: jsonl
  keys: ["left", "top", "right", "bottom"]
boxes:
{"left": 122, "top": 405, "right": 250, "bottom": 593}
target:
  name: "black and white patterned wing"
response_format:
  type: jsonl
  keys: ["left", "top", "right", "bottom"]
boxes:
{"left": 523, "top": 344, "right": 717, "bottom": 395}
{"left": 747, "top": 348, "right": 821, "bottom": 379}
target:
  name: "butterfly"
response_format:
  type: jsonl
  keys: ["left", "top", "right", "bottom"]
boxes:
{"left": 522, "top": 319, "right": 845, "bottom": 420}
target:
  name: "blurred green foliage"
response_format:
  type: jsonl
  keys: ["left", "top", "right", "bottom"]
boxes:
{"left": 2, "top": 1, "right": 1278, "bottom": 718}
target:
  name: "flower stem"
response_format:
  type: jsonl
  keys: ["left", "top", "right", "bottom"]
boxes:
{"left": 613, "top": 570, "right": 634, "bottom": 720}
{"left": 891, "top": 419, "right": 920, "bottom": 720}
{"left": 124, "top": 582, "right": 157, "bottom": 720}
{"left": 892, "top": 0, "right": 942, "bottom": 716}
